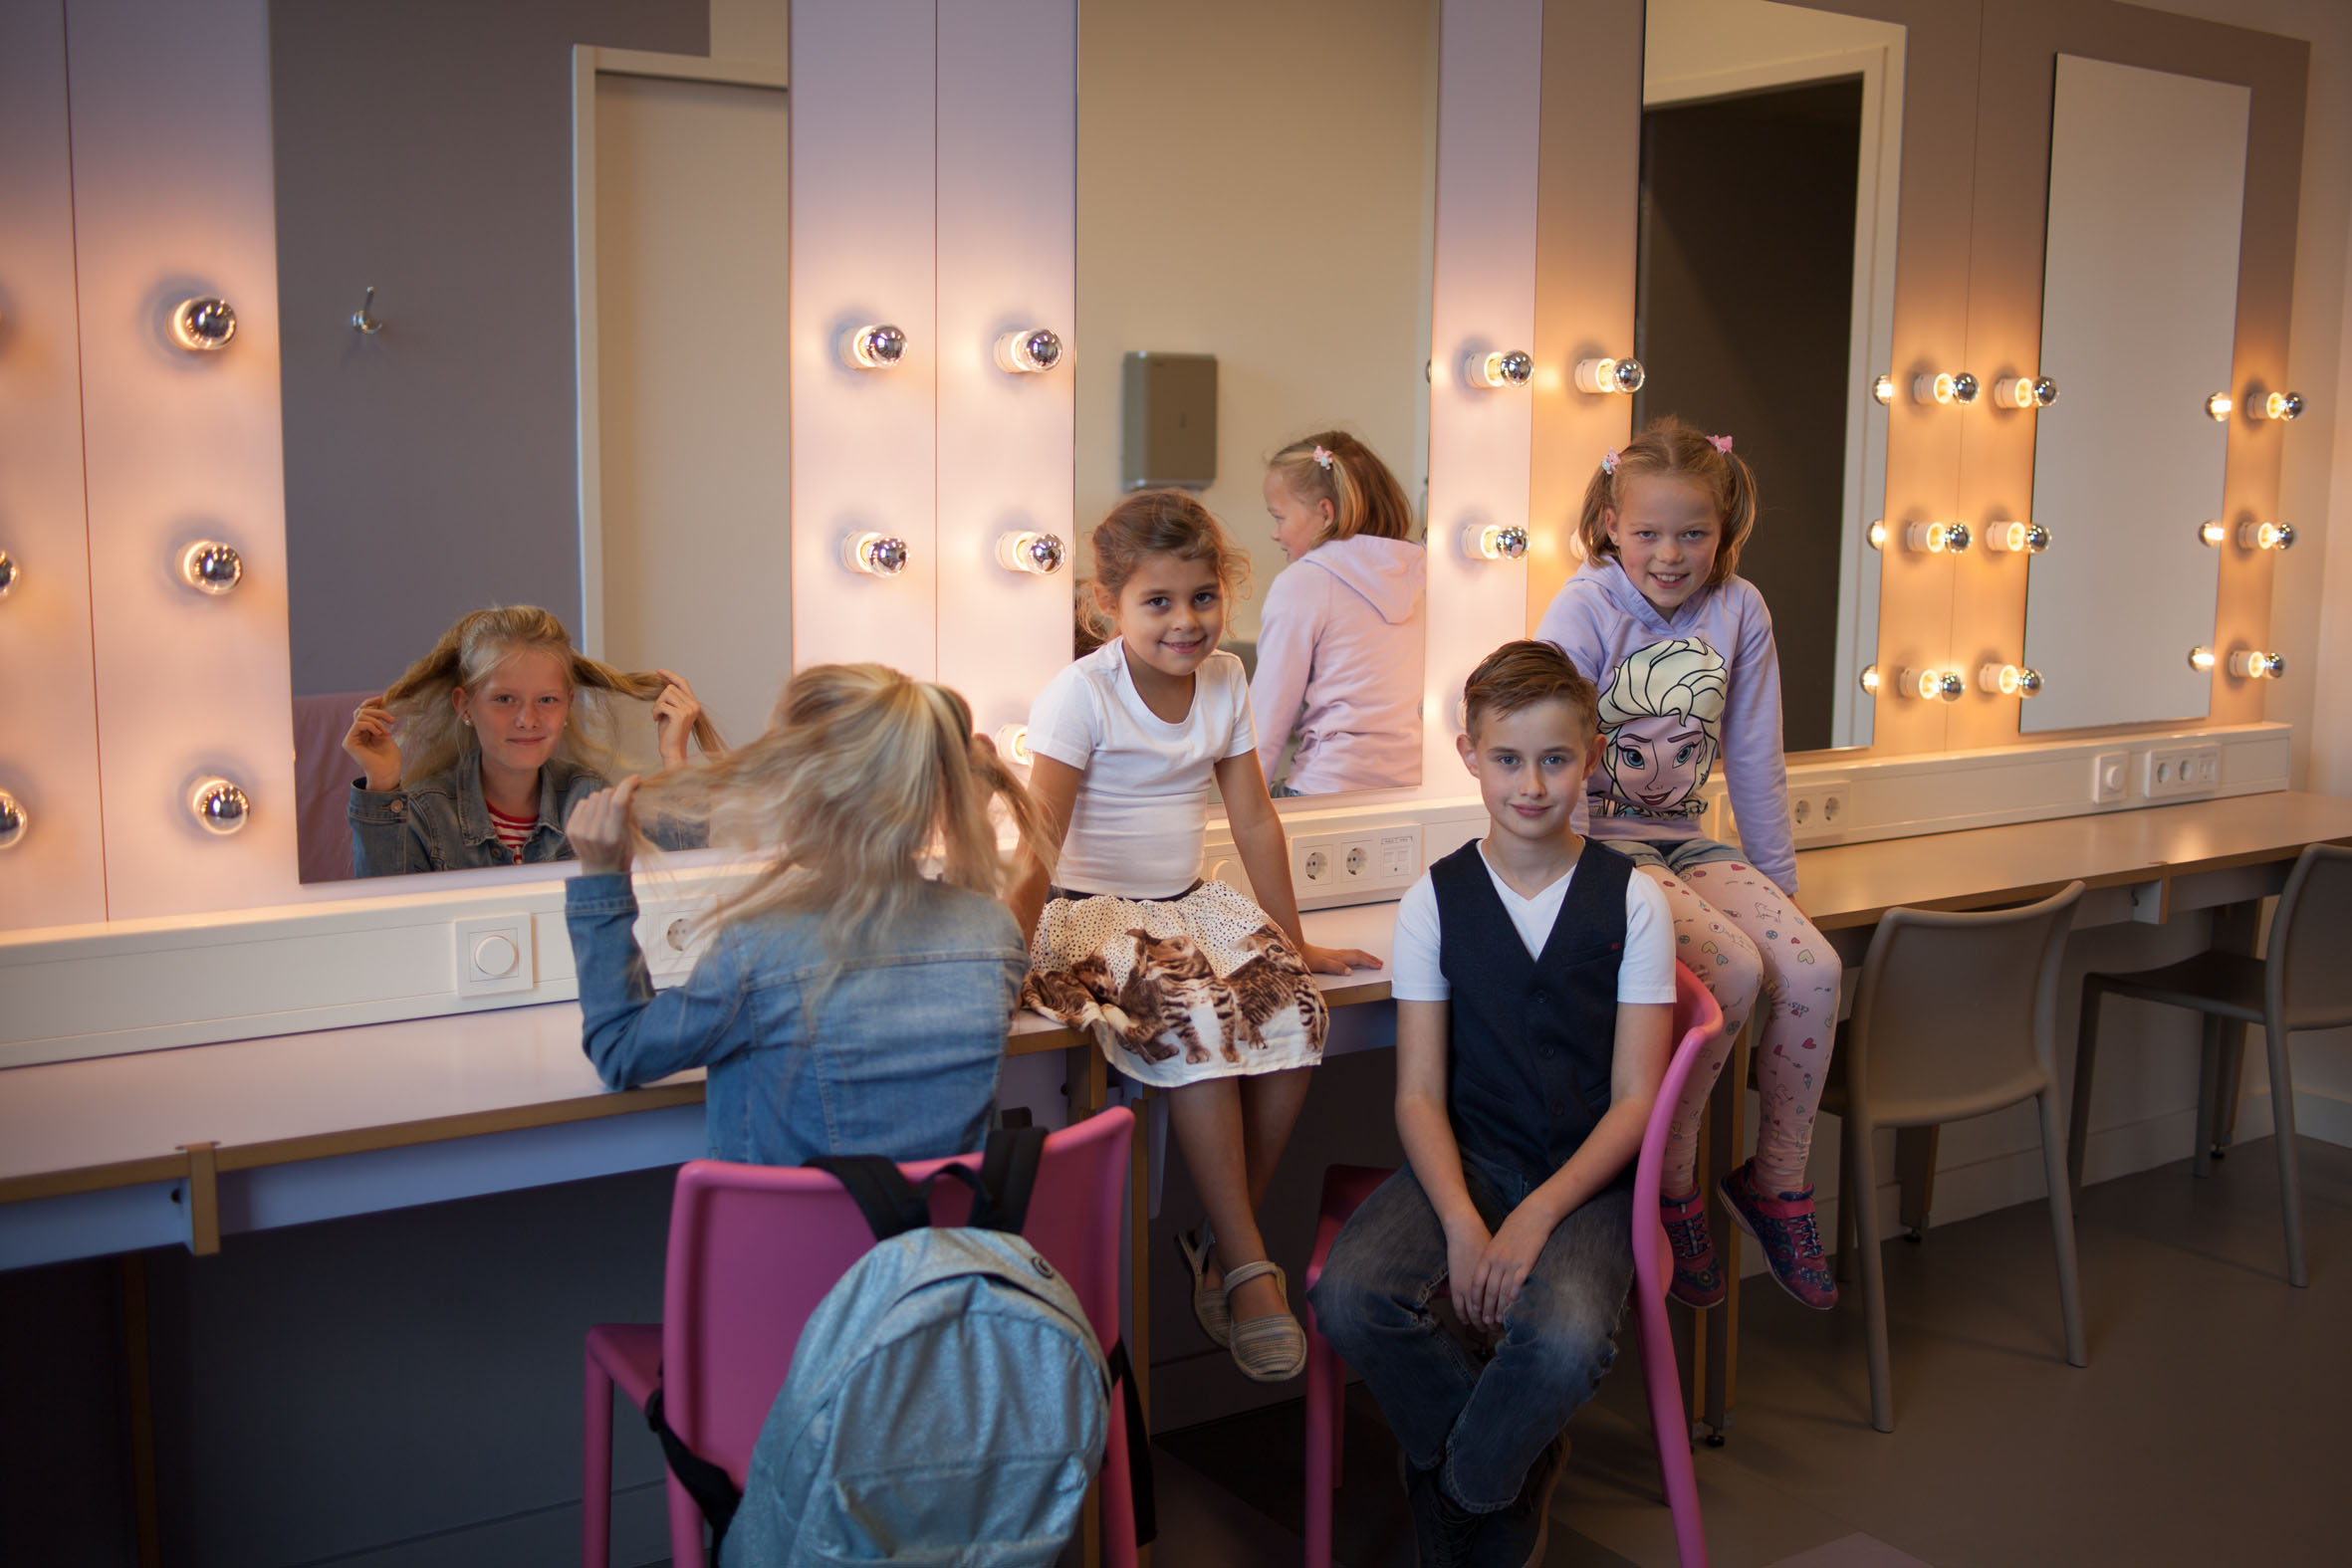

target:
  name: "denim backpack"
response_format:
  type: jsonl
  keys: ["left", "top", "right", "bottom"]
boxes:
{"left": 649, "top": 1128, "right": 1152, "bottom": 1566}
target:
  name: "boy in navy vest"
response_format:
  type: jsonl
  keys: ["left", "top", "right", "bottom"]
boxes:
{"left": 1309, "top": 641, "right": 1676, "bottom": 1566}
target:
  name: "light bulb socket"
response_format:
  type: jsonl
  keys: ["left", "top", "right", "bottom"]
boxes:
{"left": 995, "top": 530, "right": 1065, "bottom": 575}
{"left": 1979, "top": 662, "right": 2022, "bottom": 696}
{"left": 2258, "top": 390, "right": 2302, "bottom": 421}
{"left": 2229, "top": 649, "right": 2284, "bottom": 680}
{"left": 841, "top": 324, "right": 907, "bottom": 370}
{"left": 841, "top": 531, "right": 909, "bottom": 576}
{"left": 0, "top": 787, "right": 25, "bottom": 851}
{"left": 2237, "top": 521, "right": 2294, "bottom": 552}
{"left": 994, "top": 725, "right": 1033, "bottom": 768}
{"left": 1899, "top": 667, "right": 1964, "bottom": 703}
{"left": 178, "top": 540, "right": 244, "bottom": 594}
{"left": 1905, "top": 522, "right": 1969, "bottom": 555}
{"left": 1473, "top": 349, "right": 1533, "bottom": 389}
{"left": 1984, "top": 521, "right": 2049, "bottom": 555}
{"left": 187, "top": 777, "right": 251, "bottom": 835}
{"left": 1914, "top": 370, "right": 1977, "bottom": 406}
{"left": 1573, "top": 356, "right": 1643, "bottom": 394}
{"left": 170, "top": 297, "right": 237, "bottom": 352}
{"left": 2206, "top": 391, "right": 2234, "bottom": 421}
{"left": 994, "top": 328, "right": 1062, "bottom": 374}
{"left": 1462, "top": 522, "right": 1529, "bottom": 561}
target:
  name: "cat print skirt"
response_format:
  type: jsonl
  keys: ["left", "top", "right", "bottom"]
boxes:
{"left": 1022, "top": 879, "right": 1328, "bottom": 1087}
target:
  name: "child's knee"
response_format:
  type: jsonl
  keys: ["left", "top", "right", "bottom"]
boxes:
{"left": 1509, "top": 1289, "right": 1620, "bottom": 1397}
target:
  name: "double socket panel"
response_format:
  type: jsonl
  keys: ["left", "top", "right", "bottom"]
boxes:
{"left": 1207, "top": 813, "right": 1438, "bottom": 911}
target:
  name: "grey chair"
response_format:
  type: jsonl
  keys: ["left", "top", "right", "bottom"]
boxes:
{"left": 1829, "top": 882, "right": 2088, "bottom": 1433}
{"left": 2069, "top": 841, "right": 2352, "bottom": 1289}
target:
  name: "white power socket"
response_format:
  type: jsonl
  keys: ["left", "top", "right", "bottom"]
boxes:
{"left": 1290, "top": 821, "right": 1423, "bottom": 910}
{"left": 2143, "top": 744, "right": 2221, "bottom": 801}
{"left": 1787, "top": 778, "right": 1852, "bottom": 844}
{"left": 634, "top": 896, "right": 718, "bottom": 982}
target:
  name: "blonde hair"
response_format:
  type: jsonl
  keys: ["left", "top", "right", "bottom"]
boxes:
{"left": 1082, "top": 490, "right": 1252, "bottom": 647}
{"left": 376, "top": 605, "right": 724, "bottom": 787}
{"left": 1576, "top": 416, "right": 1759, "bottom": 587}
{"left": 1266, "top": 430, "right": 1418, "bottom": 550}
{"left": 634, "top": 664, "right": 1054, "bottom": 968}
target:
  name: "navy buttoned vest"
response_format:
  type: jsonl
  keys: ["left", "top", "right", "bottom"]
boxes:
{"left": 1432, "top": 836, "right": 1633, "bottom": 1193}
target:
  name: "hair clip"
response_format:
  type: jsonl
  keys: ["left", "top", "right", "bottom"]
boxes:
{"left": 1601, "top": 449, "right": 1621, "bottom": 474}
{"left": 1311, "top": 445, "right": 1334, "bottom": 471}
{"left": 1708, "top": 434, "right": 1734, "bottom": 454}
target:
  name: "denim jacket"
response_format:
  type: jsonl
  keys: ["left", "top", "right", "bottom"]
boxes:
{"left": 350, "top": 754, "right": 604, "bottom": 878}
{"left": 566, "top": 874, "right": 1030, "bottom": 1166}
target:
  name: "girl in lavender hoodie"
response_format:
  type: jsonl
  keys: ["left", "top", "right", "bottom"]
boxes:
{"left": 1535, "top": 417, "right": 1841, "bottom": 1311}
{"left": 1252, "top": 431, "right": 1427, "bottom": 795}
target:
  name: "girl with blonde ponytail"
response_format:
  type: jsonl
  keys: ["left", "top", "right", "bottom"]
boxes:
{"left": 561, "top": 664, "right": 1052, "bottom": 1166}
{"left": 344, "top": 605, "right": 720, "bottom": 877}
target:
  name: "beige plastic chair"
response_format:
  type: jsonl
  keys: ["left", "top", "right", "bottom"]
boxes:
{"left": 2068, "top": 842, "right": 2352, "bottom": 1289}
{"left": 1829, "top": 882, "right": 2088, "bottom": 1433}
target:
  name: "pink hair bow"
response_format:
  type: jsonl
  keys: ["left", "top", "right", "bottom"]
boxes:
{"left": 1600, "top": 448, "right": 1621, "bottom": 474}
{"left": 1311, "top": 445, "right": 1335, "bottom": 470}
{"left": 1708, "top": 434, "right": 1734, "bottom": 454}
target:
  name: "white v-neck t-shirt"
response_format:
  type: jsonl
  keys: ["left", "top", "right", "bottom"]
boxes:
{"left": 1390, "top": 841, "right": 1677, "bottom": 1005}
{"left": 1026, "top": 641, "right": 1259, "bottom": 898}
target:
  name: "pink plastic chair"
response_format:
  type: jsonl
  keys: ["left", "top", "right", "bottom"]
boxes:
{"left": 1301, "top": 965, "right": 1722, "bottom": 1568}
{"left": 583, "top": 1106, "right": 1138, "bottom": 1568}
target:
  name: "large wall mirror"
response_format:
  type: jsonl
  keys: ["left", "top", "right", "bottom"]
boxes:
{"left": 2021, "top": 55, "right": 2247, "bottom": 734}
{"left": 1636, "top": 0, "right": 1903, "bottom": 753}
{"left": 271, "top": 1, "right": 787, "bottom": 883}
{"left": 1072, "top": 0, "right": 1438, "bottom": 797}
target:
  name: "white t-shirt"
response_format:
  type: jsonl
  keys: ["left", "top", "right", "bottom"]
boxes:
{"left": 1026, "top": 641, "right": 1259, "bottom": 898}
{"left": 1390, "top": 841, "right": 1678, "bottom": 1006}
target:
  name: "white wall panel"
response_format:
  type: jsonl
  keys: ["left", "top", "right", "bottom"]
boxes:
{"left": 790, "top": 0, "right": 939, "bottom": 676}
{"left": 935, "top": 0, "right": 1076, "bottom": 739}
{"left": 0, "top": 2, "right": 107, "bottom": 930}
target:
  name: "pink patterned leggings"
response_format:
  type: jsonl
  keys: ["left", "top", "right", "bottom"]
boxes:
{"left": 1645, "top": 860, "right": 1841, "bottom": 1197}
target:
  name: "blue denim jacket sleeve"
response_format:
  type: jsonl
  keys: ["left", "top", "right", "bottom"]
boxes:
{"left": 567, "top": 873, "right": 751, "bottom": 1089}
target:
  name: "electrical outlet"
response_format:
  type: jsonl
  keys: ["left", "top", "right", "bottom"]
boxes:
{"left": 2090, "top": 751, "right": 2127, "bottom": 805}
{"left": 1787, "top": 778, "right": 1851, "bottom": 844}
{"left": 634, "top": 896, "right": 718, "bottom": 982}
{"left": 1290, "top": 821, "right": 1423, "bottom": 908}
{"left": 2143, "top": 744, "right": 2222, "bottom": 801}
{"left": 453, "top": 914, "right": 535, "bottom": 997}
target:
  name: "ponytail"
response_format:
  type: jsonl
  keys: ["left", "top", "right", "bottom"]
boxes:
{"left": 1267, "top": 430, "right": 1418, "bottom": 549}
{"left": 1574, "top": 417, "right": 1759, "bottom": 586}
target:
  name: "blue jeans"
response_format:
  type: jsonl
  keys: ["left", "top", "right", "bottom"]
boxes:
{"left": 1307, "top": 1153, "right": 1632, "bottom": 1512}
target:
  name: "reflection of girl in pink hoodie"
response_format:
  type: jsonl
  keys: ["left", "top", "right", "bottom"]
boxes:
{"left": 1252, "top": 431, "right": 1427, "bottom": 795}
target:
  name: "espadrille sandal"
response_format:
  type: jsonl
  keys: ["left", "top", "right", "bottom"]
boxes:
{"left": 1221, "top": 1258, "right": 1306, "bottom": 1382}
{"left": 1175, "top": 1224, "right": 1231, "bottom": 1346}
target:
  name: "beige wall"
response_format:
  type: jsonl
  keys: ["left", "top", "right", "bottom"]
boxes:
{"left": 1073, "top": 0, "right": 1438, "bottom": 641}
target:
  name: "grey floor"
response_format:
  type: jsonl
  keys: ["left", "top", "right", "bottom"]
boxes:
{"left": 1152, "top": 1135, "right": 2349, "bottom": 1567}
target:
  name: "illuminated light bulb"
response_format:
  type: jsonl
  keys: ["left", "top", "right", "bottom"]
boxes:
{"left": 1859, "top": 664, "right": 1882, "bottom": 695}
{"left": 2258, "top": 390, "right": 2302, "bottom": 421}
{"left": 2237, "top": 521, "right": 2295, "bottom": 552}
{"left": 2188, "top": 646, "right": 2217, "bottom": 673}
{"left": 1905, "top": 522, "right": 1970, "bottom": 554}
{"left": 170, "top": 297, "right": 237, "bottom": 351}
{"left": 2016, "top": 667, "right": 2044, "bottom": 697}
{"left": 995, "top": 531, "right": 1066, "bottom": 575}
{"left": 1913, "top": 370, "right": 1978, "bottom": 406}
{"left": 2200, "top": 521, "right": 2227, "bottom": 547}
{"left": 994, "top": 725, "right": 1033, "bottom": 767}
{"left": 187, "top": 777, "right": 251, "bottom": 835}
{"left": 994, "top": 329, "right": 1062, "bottom": 374}
{"left": 1979, "top": 662, "right": 2022, "bottom": 696}
{"left": 841, "top": 324, "right": 907, "bottom": 370}
{"left": 1472, "top": 349, "right": 1533, "bottom": 389}
{"left": 1983, "top": 521, "right": 2050, "bottom": 555}
{"left": 1872, "top": 374, "right": 1895, "bottom": 405}
{"left": 2206, "top": 391, "right": 2233, "bottom": 421}
{"left": 0, "top": 788, "right": 24, "bottom": 851}
{"left": 1462, "top": 522, "right": 1529, "bottom": 561}
{"left": 0, "top": 548, "right": 18, "bottom": 599}
{"left": 841, "top": 531, "right": 909, "bottom": 576}
{"left": 2229, "top": 648, "right": 2284, "bottom": 680}
{"left": 2031, "top": 375, "right": 2059, "bottom": 407}
{"left": 1573, "top": 356, "right": 1644, "bottom": 394}
{"left": 1866, "top": 520, "right": 1888, "bottom": 551}
{"left": 1898, "top": 667, "right": 1964, "bottom": 703}
{"left": 178, "top": 540, "right": 243, "bottom": 594}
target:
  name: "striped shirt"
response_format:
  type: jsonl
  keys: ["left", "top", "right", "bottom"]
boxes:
{"left": 486, "top": 800, "right": 537, "bottom": 862}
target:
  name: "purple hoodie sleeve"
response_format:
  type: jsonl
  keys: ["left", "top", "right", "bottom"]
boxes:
{"left": 1721, "top": 585, "right": 1797, "bottom": 894}
{"left": 1249, "top": 565, "right": 1325, "bottom": 784}
{"left": 1531, "top": 581, "right": 1599, "bottom": 839}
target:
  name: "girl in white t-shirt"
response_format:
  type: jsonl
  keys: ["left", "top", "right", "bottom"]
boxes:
{"left": 1018, "top": 489, "right": 1381, "bottom": 1383}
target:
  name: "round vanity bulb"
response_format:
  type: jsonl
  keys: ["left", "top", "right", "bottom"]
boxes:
{"left": 1914, "top": 370, "right": 1977, "bottom": 406}
{"left": 2230, "top": 649, "right": 2284, "bottom": 681}
{"left": 2188, "top": 645, "right": 2217, "bottom": 673}
{"left": 187, "top": 777, "right": 251, "bottom": 835}
{"left": 1984, "top": 521, "right": 2050, "bottom": 555}
{"left": 2237, "top": 521, "right": 2295, "bottom": 552}
{"left": 841, "top": 532, "right": 909, "bottom": 577}
{"left": 1859, "top": 664, "right": 1882, "bottom": 695}
{"left": 1573, "top": 356, "right": 1644, "bottom": 395}
{"left": 995, "top": 530, "right": 1066, "bottom": 575}
{"left": 0, "top": 788, "right": 25, "bottom": 851}
{"left": 841, "top": 324, "right": 907, "bottom": 371}
{"left": 1473, "top": 349, "right": 1534, "bottom": 389}
{"left": 2015, "top": 667, "right": 2044, "bottom": 697}
{"left": 170, "top": 297, "right": 237, "bottom": 352}
{"left": 1866, "top": 520, "right": 1887, "bottom": 551}
{"left": 1905, "top": 521, "right": 1970, "bottom": 555}
{"left": 2206, "top": 391, "right": 2233, "bottom": 421}
{"left": 1899, "top": 667, "right": 1964, "bottom": 703}
{"left": 1978, "top": 662, "right": 2040, "bottom": 697}
{"left": 0, "top": 548, "right": 18, "bottom": 600}
{"left": 2200, "top": 521, "right": 2228, "bottom": 547}
{"left": 994, "top": 725, "right": 1033, "bottom": 768}
{"left": 994, "top": 329, "right": 1062, "bottom": 374}
{"left": 1872, "top": 373, "right": 1896, "bottom": 406}
{"left": 2258, "top": 390, "right": 2302, "bottom": 421}
{"left": 1462, "top": 522, "right": 1529, "bottom": 561}
{"left": 178, "top": 540, "right": 244, "bottom": 594}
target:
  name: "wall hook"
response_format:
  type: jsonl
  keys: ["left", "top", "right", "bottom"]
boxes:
{"left": 351, "top": 286, "right": 382, "bottom": 336}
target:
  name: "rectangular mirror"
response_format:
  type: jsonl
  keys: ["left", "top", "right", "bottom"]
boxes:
{"left": 271, "top": 3, "right": 784, "bottom": 882}
{"left": 1073, "top": 0, "right": 1438, "bottom": 797}
{"left": 1636, "top": 0, "right": 1904, "bottom": 753}
{"left": 2021, "top": 55, "right": 2248, "bottom": 733}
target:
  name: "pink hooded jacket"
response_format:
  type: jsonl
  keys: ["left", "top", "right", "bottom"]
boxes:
{"left": 1250, "top": 535, "right": 1427, "bottom": 794}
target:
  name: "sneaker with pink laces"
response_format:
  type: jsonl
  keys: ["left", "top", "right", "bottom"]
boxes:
{"left": 1658, "top": 1187, "right": 1726, "bottom": 1308}
{"left": 1719, "top": 1162, "right": 1838, "bottom": 1310}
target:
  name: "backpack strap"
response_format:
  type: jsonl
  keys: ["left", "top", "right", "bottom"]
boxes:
{"left": 805, "top": 1154, "right": 932, "bottom": 1241}
{"left": 809, "top": 1125, "right": 1046, "bottom": 1242}
{"left": 644, "top": 1384, "right": 741, "bottom": 1558}
{"left": 968, "top": 1124, "right": 1047, "bottom": 1233}
{"left": 1105, "top": 1338, "right": 1158, "bottom": 1547}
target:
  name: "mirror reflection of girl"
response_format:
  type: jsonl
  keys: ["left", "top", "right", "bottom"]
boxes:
{"left": 1015, "top": 491, "right": 1381, "bottom": 1383}
{"left": 1534, "top": 418, "right": 1843, "bottom": 1312}
{"left": 1253, "top": 431, "right": 1427, "bottom": 795}
{"left": 562, "top": 666, "right": 1052, "bottom": 1165}
{"left": 343, "top": 605, "right": 719, "bottom": 877}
